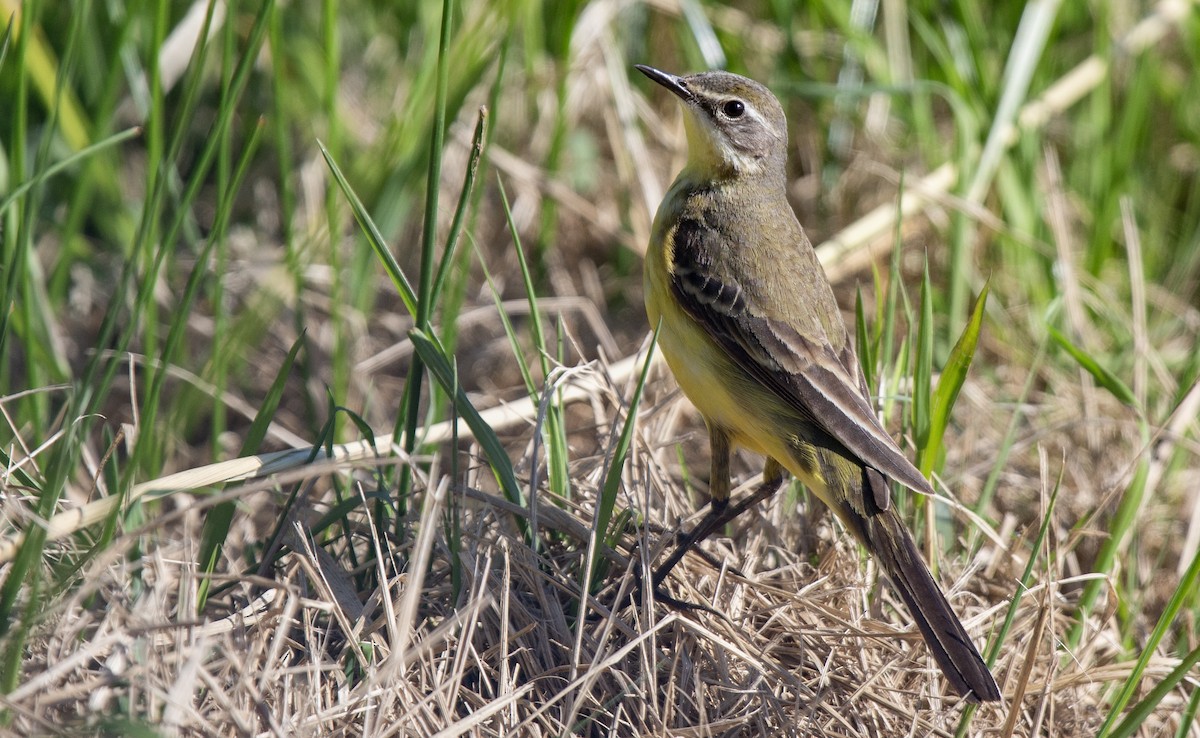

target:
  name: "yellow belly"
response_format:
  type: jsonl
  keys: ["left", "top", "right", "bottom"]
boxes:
{"left": 644, "top": 243, "right": 837, "bottom": 504}
{"left": 645, "top": 247, "right": 773, "bottom": 458}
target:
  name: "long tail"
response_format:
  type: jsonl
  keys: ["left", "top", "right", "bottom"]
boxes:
{"left": 862, "top": 498, "right": 1000, "bottom": 701}
{"left": 796, "top": 446, "right": 1003, "bottom": 700}
{"left": 812, "top": 457, "right": 1001, "bottom": 702}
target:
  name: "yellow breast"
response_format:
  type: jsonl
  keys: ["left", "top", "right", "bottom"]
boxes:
{"left": 644, "top": 227, "right": 773, "bottom": 458}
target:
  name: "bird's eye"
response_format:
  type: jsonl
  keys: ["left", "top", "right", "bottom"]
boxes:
{"left": 722, "top": 100, "right": 745, "bottom": 118}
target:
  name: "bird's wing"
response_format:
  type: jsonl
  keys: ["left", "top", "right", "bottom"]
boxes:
{"left": 669, "top": 217, "right": 934, "bottom": 500}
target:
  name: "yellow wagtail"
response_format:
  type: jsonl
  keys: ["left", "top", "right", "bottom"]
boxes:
{"left": 637, "top": 64, "right": 1000, "bottom": 703}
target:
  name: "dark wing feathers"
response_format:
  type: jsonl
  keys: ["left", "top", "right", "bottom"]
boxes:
{"left": 670, "top": 218, "right": 934, "bottom": 501}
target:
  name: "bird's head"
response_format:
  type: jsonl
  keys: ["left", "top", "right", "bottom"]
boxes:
{"left": 636, "top": 65, "right": 788, "bottom": 179}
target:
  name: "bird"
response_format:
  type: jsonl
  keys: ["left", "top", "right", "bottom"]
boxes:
{"left": 635, "top": 63, "right": 1001, "bottom": 703}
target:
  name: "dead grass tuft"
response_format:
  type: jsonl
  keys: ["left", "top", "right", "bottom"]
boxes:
{"left": 6, "top": 351, "right": 1194, "bottom": 736}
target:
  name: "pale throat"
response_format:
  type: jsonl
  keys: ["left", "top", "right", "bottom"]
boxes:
{"left": 681, "top": 114, "right": 766, "bottom": 179}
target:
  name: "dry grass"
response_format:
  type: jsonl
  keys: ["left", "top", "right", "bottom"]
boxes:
{"left": 5, "top": 348, "right": 1193, "bottom": 736}
{"left": 3, "top": 1, "right": 1199, "bottom": 735}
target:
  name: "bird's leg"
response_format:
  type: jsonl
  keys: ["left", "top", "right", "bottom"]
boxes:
{"left": 707, "top": 426, "right": 732, "bottom": 511}
{"left": 652, "top": 450, "right": 786, "bottom": 588}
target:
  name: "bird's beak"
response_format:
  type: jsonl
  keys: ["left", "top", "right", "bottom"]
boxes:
{"left": 635, "top": 65, "right": 693, "bottom": 104}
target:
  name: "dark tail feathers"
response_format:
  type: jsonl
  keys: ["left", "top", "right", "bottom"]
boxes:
{"left": 862, "top": 502, "right": 1001, "bottom": 702}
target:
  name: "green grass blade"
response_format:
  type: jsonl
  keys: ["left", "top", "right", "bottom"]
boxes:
{"left": 1070, "top": 441, "right": 1150, "bottom": 646}
{"left": 587, "top": 326, "right": 658, "bottom": 590}
{"left": 920, "top": 281, "right": 989, "bottom": 477}
{"left": 393, "top": 0, "right": 457, "bottom": 524}
{"left": 957, "top": 463, "right": 1062, "bottom": 736}
{"left": 1097, "top": 530, "right": 1200, "bottom": 736}
{"left": 446, "top": 356, "right": 463, "bottom": 599}
{"left": 1173, "top": 687, "right": 1200, "bottom": 738}
{"left": 254, "top": 411, "right": 338, "bottom": 577}
{"left": 409, "top": 328, "right": 526, "bottom": 521}
{"left": 133, "top": 0, "right": 217, "bottom": 364}
{"left": 196, "top": 332, "right": 304, "bottom": 612}
{"left": 318, "top": 140, "right": 417, "bottom": 317}
{"left": 878, "top": 212, "right": 906, "bottom": 423}
{"left": 855, "top": 285, "right": 875, "bottom": 396}
{"left": 0, "top": 14, "right": 11, "bottom": 73}
{"left": 496, "top": 177, "right": 569, "bottom": 501}
{"left": 476, "top": 242, "right": 535, "bottom": 395}
{"left": 0, "top": 2, "right": 113, "bottom": 679}
{"left": 548, "top": 314, "right": 570, "bottom": 498}
{"left": 1106, "top": 642, "right": 1200, "bottom": 738}
{"left": 126, "top": 0, "right": 272, "bottom": 476}
{"left": 432, "top": 106, "right": 488, "bottom": 308}
{"left": 1047, "top": 325, "right": 1138, "bottom": 408}
{"left": 498, "top": 178, "right": 549, "bottom": 373}
{"left": 912, "top": 257, "right": 933, "bottom": 468}
{"left": 240, "top": 333, "right": 307, "bottom": 459}
{"left": 974, "top": 337, "right": 1047, "bottom": 517}
{"left": 0, "top": 125, "right": 140, "bottom": 212}
{"left": 309, "top": 489, "right": 392, "bottom": 541}
{"left": 417, "top": 0, "right": 454, "bottom": 329}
